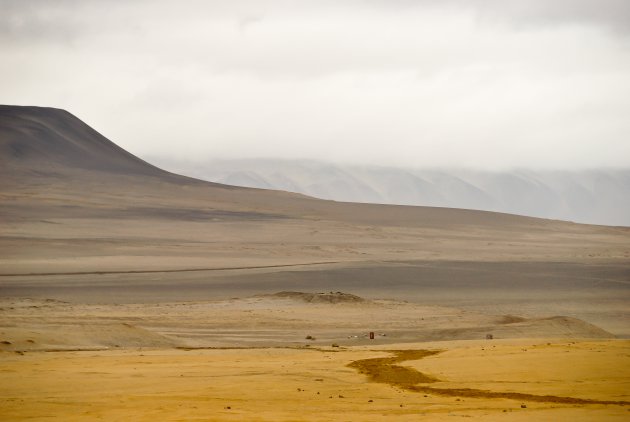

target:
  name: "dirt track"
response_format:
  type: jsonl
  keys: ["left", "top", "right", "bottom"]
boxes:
{"left": 350, "top": 349, "right": 630, "bottom": 405}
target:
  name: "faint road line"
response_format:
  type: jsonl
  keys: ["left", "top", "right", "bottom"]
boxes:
{"left": 0, "top": 261, "right": 341, "bottom": 277}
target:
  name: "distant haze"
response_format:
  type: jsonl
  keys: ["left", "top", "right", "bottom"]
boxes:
{"left": 151, "top": 157, "right": 630, "bottom": 226}
{"left": 2, "top": 0, "right": 630, "bottom": 169}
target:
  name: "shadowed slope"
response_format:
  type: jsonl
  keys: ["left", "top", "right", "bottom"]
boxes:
{"left": 0, "top": 105, "right": 229, "bottom": 188}
{"left": 1, "top": 106, "right": 160, "bottom": 176}
{"left": 0, "top": 104, "right": 594, "bottom": 228}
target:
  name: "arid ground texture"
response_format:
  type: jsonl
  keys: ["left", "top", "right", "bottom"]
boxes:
{"left": 1, "top": 106, "right": 629, "bottom": 420}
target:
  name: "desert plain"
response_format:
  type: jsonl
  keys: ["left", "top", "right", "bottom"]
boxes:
{"left": 1, "top": 106, "right": 630, "bottom": 420}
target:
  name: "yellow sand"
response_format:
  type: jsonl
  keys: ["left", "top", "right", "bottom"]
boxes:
{"left": 1, "top": 340, "right": 629, "bottom": 421}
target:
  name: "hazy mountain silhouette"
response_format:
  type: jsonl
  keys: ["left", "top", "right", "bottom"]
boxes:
{"left": 152, "top": 158, "right": 630, "bottom": 226}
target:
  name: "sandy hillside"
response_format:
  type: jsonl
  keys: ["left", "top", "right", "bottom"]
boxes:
{"left": 1, "top": 105, "right": 628, "bottom": 336}
{"left": 2, "top": 105, "right": 629, "bottom": 277}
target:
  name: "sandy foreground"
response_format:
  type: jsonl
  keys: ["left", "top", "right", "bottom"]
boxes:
{"left": 1, "top": 294, "right": 629, "bottom": 421}
{"left": 0, "top": 340, "right": 628, "bottom": 421}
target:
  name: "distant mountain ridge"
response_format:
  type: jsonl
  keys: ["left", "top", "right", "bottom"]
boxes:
{"left": 150, "top": 158, "right": 630, "bottom": 226}
{"left": 2, "top": 105, "right": 627, "bottom": 227}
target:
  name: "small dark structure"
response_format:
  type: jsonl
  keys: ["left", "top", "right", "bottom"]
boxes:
{"left": 486, "top": 334, "right": 494, "bottom": 340}
{"left": 369, "top": 331, "right": 375, "bottom": 340}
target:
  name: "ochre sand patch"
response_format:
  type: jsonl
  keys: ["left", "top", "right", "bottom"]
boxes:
{"left": 1, "top": 340, "right": 628, "bottom": 421}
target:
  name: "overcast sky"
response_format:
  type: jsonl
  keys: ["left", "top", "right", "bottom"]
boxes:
{"left": 2, "top": 0, "right": 629, "bottom": 169}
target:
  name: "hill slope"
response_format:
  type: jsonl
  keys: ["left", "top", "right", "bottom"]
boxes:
{"left": 0, "top": 106, "right": 164, "bottom": 176}
{"left": 0, "top": 105, "right": 581, "bottom": 229}
{"left": 0, "top": 105, "right": 629, "bottom": 336}
{"left": 1, "top": 104, "right": 628, "bottom": 270}
{"left": 0, "top": 105, "right": 234, "bottom": 190}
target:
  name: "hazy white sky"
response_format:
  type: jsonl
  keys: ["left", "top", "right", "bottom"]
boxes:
{"left": 2, "top": 0, "right": 629, "bottom": 169}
